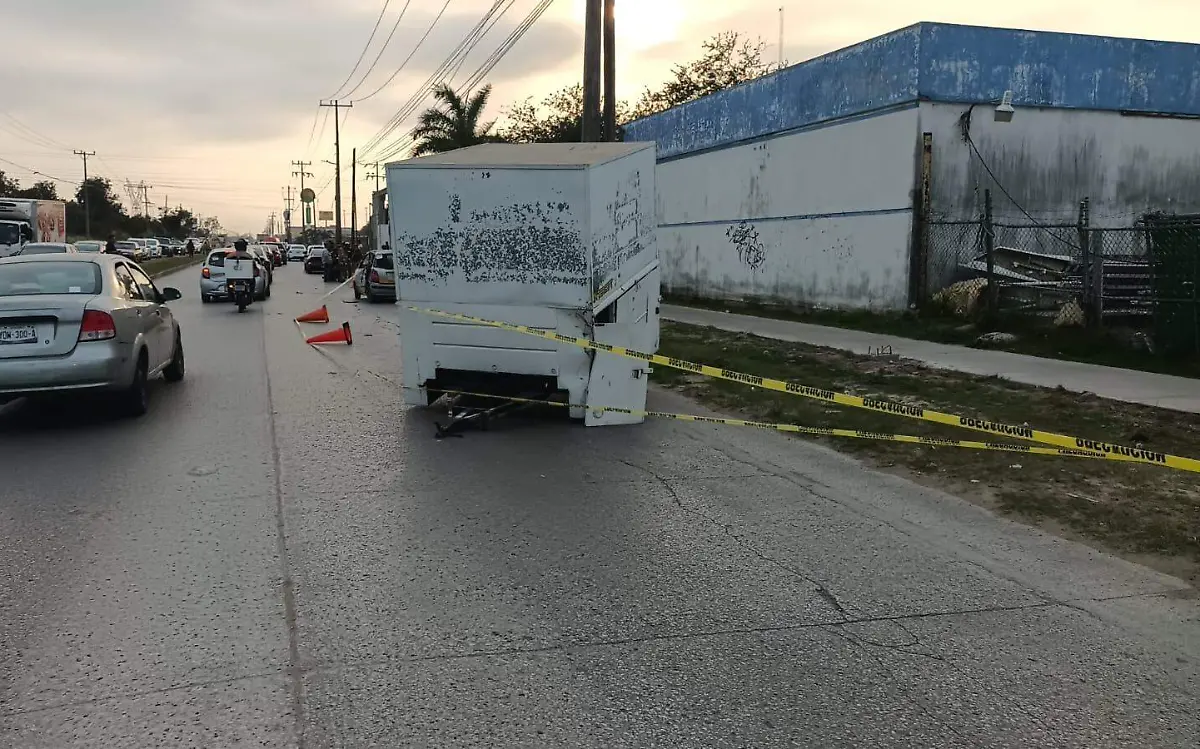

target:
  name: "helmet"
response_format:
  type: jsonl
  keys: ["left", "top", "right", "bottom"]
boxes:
{"left": 234, "top": 238, "right": 248, "bottom": 251}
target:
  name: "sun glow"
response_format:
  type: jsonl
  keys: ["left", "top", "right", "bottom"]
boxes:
{"left": 572, "top": 0, "right": 685, "bottom": 52}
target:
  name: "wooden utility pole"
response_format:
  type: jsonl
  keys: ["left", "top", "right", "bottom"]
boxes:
{"left": 581, "top": 0, "right": 602, "bottom": 142}
{"left": 602, "top": 0, "right": 616, "bottom": 141}
{"left": 73, "top": 150, "right": 95, "bottom": 237}
{"left": 319, "top": 100, "right": 353, "bottom": 247}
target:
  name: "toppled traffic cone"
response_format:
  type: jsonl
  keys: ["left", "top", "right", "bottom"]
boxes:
{"left": 295, "top": 305, "right": 329, "bottom": 323}
{"left": 306, "top": 322, "right": 352, "bottom": 346}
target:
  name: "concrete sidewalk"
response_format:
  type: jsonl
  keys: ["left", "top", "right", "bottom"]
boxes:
{"left": 661, "top": 304, "right": 1200, "bottom": 414}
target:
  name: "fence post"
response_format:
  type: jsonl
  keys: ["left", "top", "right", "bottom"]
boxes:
{"left": 1090, "top": 229, "right": 1104, "bottom": 326}
{"left": 910, "top": 132, "right": 933, "bottom": 306}
{"left": 984, "top": 189, "right": 996, "bottom": 312}
{"left": 1077, "top": 198, "right": 1092, "bottom": 325}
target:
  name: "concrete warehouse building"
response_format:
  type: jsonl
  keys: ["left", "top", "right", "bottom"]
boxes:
{"left": 624, "top": 22, "right": 1200, "bottom": 310}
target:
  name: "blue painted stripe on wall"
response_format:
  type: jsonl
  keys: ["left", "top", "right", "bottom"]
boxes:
{"left": 625, "top": 25, "right": 922, "bottom": 160}
{"left": 659, "top": 207, "right": 912, "bottom": 229}
{"left": 625, "top": 21, "right": 1200, "bottom": 160}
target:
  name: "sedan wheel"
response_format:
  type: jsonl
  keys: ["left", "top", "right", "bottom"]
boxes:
{"left": 120, "top": 357, "right": 149, "bottom": 418}
{"left": 164, "top": 333, "right": 185, "bottom": 383}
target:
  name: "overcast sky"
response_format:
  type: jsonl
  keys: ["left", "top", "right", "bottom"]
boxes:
{"left": 3, "top": 0, "right": 1197, "bottom": 232}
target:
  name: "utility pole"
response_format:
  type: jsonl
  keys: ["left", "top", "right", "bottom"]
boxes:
{"left": 283, "top": 186, "right": 294, "bottom": 242}
{"left": 364, "top": 162, "right": 382, "bottom": 194}
{"left": 581, "top": 0, "right": 602, "bottom": 142}
{"left": 351, "top": 148, "right": 358, "bottom": 257}
{"left": 73, "top": 150, "right": 96, "bottom": 237}
{"left": 292, "top": 160, "right": 313, "bottom": 227}
{"left": 602, "top": 0, "right": 616, "bottom": 141}
{"left": 319, "top": 100, "right": 353, "bottom": 247}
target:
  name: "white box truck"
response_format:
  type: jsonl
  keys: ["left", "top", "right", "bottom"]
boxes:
{"left": 389, "top": 142, "right": 660, "bottom": 426}
{"left": 0, "top": 198, "right": 68, "bottom": 256}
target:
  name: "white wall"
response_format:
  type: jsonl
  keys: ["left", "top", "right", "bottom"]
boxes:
{"left": 654, "top": 107, "right": 919, "bottom": 310}
{"left": 922, "top": 102, "right": 1200, "bottom": 226}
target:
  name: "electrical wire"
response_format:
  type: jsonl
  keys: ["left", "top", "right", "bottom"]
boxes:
{"left": 327, "top": 0, "right": 394, "bottom": 99}
{"left": 1, "top": 113, "right": 70, "bottom": 151}
{"left": 964, "top": 132, "right": 1079, "bottom": 251}
{"left": 340, "top": 0, "right": 415, "bottom": 100}
{"left": 358, "top": 0, "right": 514, "bottom": 159}
{"left": 372, "top": 0, "right": 553, "bottom": 162}
{"left": 351, "top": 0, "right": 456, "bottom": 104}
{"left": 446, "top": 0, "right": 517, "bottom": 83}
{"left": 0, "top": 155, "right": 77, "bottom": 186}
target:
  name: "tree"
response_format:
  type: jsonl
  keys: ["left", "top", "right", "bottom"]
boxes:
{"left": 199, "top": 216, "right": 223, "bottom": 238}
{"left": 13, "top": 180, "right": 59, "bottom": 201}
{"left": 72, "top": 177, "right": 126, "bottom": 238}
{"left": 410, "top": 83, "right": 503, "bottom": 156}
{"left": 501, "top": 84, "right": 630, "bottom": 144}
{"left": 631, "top": 31, "right": 782, "bottom": 119}
{"left": 161, "top": 207, "right": 197, "bottom": 239}
{"left": 0, "top": 171, "right": 21, "bottom": 197}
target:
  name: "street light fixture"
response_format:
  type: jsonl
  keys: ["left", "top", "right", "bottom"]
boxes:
{"left": 994, "top": 90, "right": 1015, "bottom": 123}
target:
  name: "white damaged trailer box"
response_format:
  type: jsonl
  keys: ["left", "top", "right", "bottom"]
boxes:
{"left": 389, "top": 142, "right": 659, "bottom": 425}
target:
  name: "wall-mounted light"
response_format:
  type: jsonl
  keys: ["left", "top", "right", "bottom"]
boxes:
{"left": 994, "top": 90, "right": 1015, "bottom": 123}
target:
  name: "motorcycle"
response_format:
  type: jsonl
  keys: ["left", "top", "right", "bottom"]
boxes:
{"left": 224, "top": 254, "right": 258, "bottom": 312}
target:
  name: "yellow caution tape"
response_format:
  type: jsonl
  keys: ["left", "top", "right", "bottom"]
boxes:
{"left": 407, "top": 306, "right": 1200, "bottom": 474}
{"left": 421, "top": 387, "right": 1112, "bottom": 461}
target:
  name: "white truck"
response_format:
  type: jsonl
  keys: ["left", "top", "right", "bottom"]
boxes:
{"left": 390, "top": 141, "right": 660, "bottom": 427}
{"left": 0, "top": 198, "right": 68, "bottom": 256}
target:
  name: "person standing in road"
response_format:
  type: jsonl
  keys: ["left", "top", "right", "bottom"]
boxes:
{"left": 186, "top": 238, "right": 195, "bottom": 257}
{"left": 321, "top": 240, "right": 335, "bottom": 282}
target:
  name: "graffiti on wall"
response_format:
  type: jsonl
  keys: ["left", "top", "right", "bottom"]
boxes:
{"left": 726, "top": 220, "right": 766, "bottom": 271}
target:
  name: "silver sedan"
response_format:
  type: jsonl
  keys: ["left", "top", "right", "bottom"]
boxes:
{"left": 0, "top": 254, "right": 185, "bottom": 416}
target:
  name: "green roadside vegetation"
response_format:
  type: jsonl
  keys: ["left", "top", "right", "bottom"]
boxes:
{"left": 143, "top": 254, "right": 204, "bottom": 278}
{"left": 653, "top": 321, "right": 1200, "bottom": 583}
{"left": 664, "top": 294, "right": 1200, "bottom": 380}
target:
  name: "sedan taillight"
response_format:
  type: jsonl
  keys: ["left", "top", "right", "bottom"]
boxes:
{"left": 78, "top": 310, "right": 116, "bottom": 341}
{"left": 202, "top": 267, "right": 211, "bottom": 278}
{"left": 370, "top": 270, "right": 380, "bottom": 284}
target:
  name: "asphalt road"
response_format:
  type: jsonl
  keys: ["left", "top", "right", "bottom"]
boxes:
{"left": 1, "top": 263, "right": 1197, "bottom": 748}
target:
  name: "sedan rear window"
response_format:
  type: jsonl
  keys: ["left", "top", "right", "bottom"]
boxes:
{"left": 372, "top": 253, "right": 393, "bottom": 270}
{"left": 207, "top": 251, "right": 226, "bottom": 267}
{"left": 19, "top": 244, "right": 69, "bottom": 254}
{"left": 0, "top": 262, "right": 102, "bottom": 296}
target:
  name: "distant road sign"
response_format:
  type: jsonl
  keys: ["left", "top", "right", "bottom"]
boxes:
{"left": 300, "top": 188, "right": 316, "bottom": 203}
{"left": 318, "top": 210, "right": 334, "bottom": 221}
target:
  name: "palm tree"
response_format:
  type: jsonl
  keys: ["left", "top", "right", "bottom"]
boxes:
{"left": 410, "top": 84, "right": 503, "bottom": 156}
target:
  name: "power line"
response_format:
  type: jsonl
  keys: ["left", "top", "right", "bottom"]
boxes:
{"left": 351, "top": 0, "right": 456, "bottom": 104}
{"left": 341, "top": 0, "right": 416, "bottom": 100}
{"left": 373, "top": 0, "right": 553, "bottom": 162}
{"left": 0, "top": 155, "right": 76, "bottom": 186}
{"left": 327, "top": 0, "right": 395, "bottom": 99}
{"left": 0, "top": 113, "right": 70, "bottom": 151}
{"left": 358, "top": 0, "right": 511, "bottom": 158}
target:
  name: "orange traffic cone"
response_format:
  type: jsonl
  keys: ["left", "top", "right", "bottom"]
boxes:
{"left": 306, "top": 322, "right": 352, "bottom": 346}
{"left": 295, "top": 305, "right": 329, "bottom": 323}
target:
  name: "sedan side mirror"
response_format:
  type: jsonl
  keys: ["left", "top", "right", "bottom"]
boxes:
{"left": 160, "top": 287, "right": 183, "bottom": 301}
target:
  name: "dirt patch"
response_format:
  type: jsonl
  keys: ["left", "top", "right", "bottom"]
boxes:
{"left": 653, "top": 322, "right": 1200, "bottom": 584}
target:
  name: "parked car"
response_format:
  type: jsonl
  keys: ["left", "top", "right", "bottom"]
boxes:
{"left": 15, "top": 243, "right": 78, "bottom": 255}
{"left": 200, "top": 248, "right": 268, "bottom": 302}
{"left": 352, "top": 249, "right": 397, "bottom": 303}
{"left": 304, "top": 246, "right": 324, "bottom": 274}
{"left": 287, "top": 244, "right": 307, "bottom": 262}
{"left": 0, "top": 254, "right": 185, "bottom": 416}
{"left": 112, "top": 240, "right": 139, "bottom": 259}
{"left": 127, "top": 238, "right": 149, "bottom": 260}
{"left": 74, "top": 240, "right": 104, "bottom": 253}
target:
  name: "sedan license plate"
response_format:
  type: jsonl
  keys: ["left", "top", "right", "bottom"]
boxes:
{"left": 0, "top": 325, "right": 37, "bottom": 344}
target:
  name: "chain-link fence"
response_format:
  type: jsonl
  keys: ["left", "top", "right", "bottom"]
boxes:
{"left": 920, "top": 198, "right": 1200, "bottom": 357}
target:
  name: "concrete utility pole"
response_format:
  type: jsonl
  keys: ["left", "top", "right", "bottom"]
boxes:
{"left": 283, "top": 186, "right": 294, "bottom": 242}
{"left": 603, "top": 0, "right": 616, "bottom": 141}
{"left": 73, "top": 150, "right": 95, "bottom": 237}
{"left": 581, "top": 0, "right": 602, "bottom": 142}
{"left": 350, "top": 148, "right": 357, "bottom": 256}
{"left": 319, "top": 100, "right": 353, "bottom": 247}
{"left": 292, "top": 160, "right": 313, "bottom": 227}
